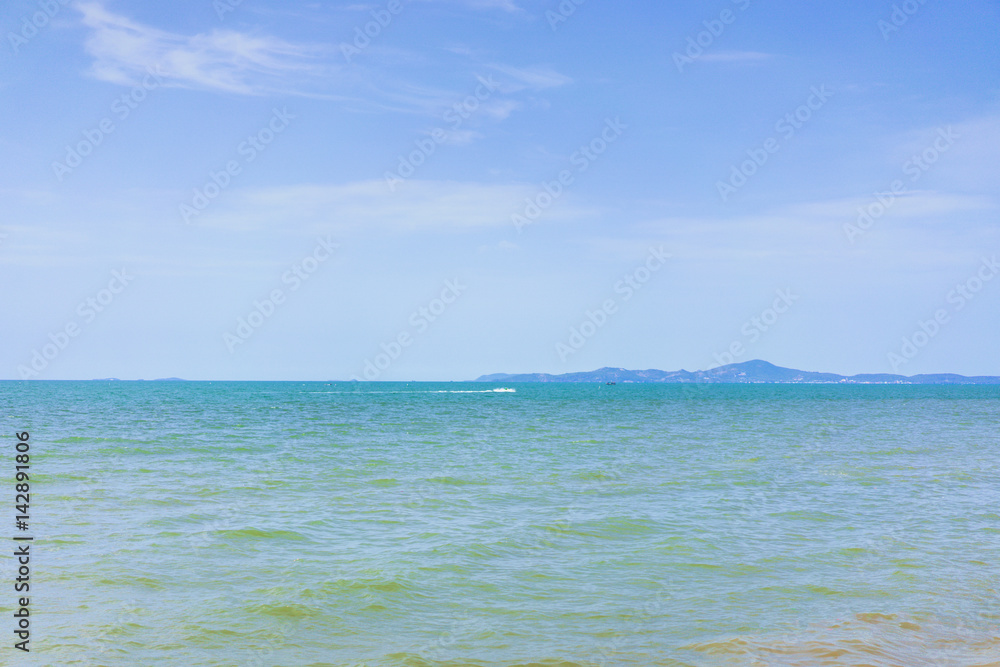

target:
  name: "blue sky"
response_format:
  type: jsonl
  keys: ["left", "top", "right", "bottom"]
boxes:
{"left": 2, "top": 0, "right": 998, "bottom": 380}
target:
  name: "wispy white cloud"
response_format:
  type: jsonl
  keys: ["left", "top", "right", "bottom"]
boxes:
{"left": 629, "top": 189, "right": 997, "bottom": 267}
{"left": 477, "top": 98, "right": 520, "bottom": 121}
{"left": 77, "top": 2, "right": 331, "bottom": 95}
{"left": 422, "top": 0, "right": 521, "bottom": 13}
{"left": 489, "top": 64, "right": 573, "bottom": 91}
{"left": 437, "top": 128, "right": 484, "bottom": 145}
{"left": 191, "top": 179, "right": 593, "bottom": 232}
{"left": 74, "top": 2, "right": 564, "bottom": 121}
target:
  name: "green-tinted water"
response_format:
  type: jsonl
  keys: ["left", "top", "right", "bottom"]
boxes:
{"left": 2, "top": 382, "right": 999, "bottom": 665}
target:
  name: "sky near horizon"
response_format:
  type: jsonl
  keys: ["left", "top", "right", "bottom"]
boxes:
{"left": 1, "top": 0, "right": 998, "bottom": 380}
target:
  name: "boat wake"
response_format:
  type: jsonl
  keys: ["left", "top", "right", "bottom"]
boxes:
{"left": 431, "top": 388, "right": 516, "bottom": 394}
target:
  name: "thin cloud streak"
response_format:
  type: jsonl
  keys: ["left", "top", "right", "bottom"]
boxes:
{"left": 77, "top": 2, "right": 332, "bottom": 95}
{"left": 192, "top": 179, "right": 595, "bottom": 233}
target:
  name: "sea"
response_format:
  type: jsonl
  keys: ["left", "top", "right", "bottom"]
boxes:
{"left": 2, "top": 381, "right": 999, "bottom": 666}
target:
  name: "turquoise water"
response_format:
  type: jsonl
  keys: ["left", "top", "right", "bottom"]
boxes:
{"left": 2, "top": 381, "right": 999, "bottom": 666}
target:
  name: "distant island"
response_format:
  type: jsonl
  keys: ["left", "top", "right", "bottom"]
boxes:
{"left": 475, "top": 360, "right": 1000, "bottom": 384}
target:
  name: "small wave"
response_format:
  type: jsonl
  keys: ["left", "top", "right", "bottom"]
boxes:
{"left": 573, "top": 471, "right": 620, "bottom": 481}
{"left": 321, "top": 577, "right": 418, "bottom": 594}
{"left": 211, "top": 528, "right": 310, "bottom": 541}
{"left": 243, "top": 602, "right": 319, "bottom": 619}
{"left": 425, "top": 476, "right": 487, "bottom": 486}
{"left": 95, "top": 575, "right": 166, "bottom": 590}
{"left": 681, "top": 611, "right": 1000, "bottom": 666}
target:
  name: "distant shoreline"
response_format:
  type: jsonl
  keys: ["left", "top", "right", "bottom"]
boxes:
{"left": 473, "top": 360, "right": 1000, "bottom": 385}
